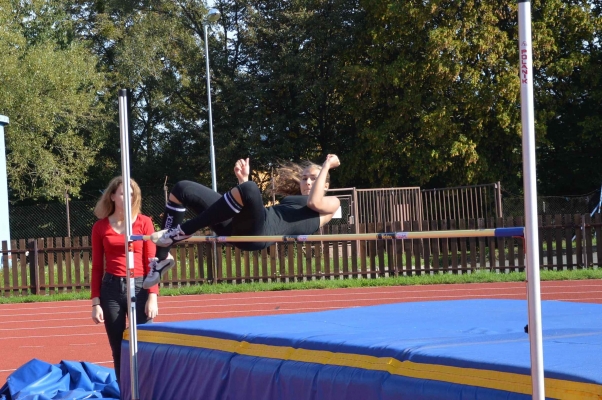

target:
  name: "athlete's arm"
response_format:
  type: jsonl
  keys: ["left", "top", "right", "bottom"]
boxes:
{"left": 307, "top": 154, "right": 340, "bottom": 215}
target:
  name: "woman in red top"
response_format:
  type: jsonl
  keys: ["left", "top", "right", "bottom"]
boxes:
{"left": 90, "top": 176, "right": 158, "bottom": 387}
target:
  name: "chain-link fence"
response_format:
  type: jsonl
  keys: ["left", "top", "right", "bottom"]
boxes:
{"left": 10, "top": 185, "right": 602, "bottom": 240}
{"left": 503, "top": 189, "right": 602, "bottom": 218}
{"left": 8, "top": 186, "right": 354, "bottom": 240}
{"left": 9, "top": 186, "right": 171, "bottom": 240}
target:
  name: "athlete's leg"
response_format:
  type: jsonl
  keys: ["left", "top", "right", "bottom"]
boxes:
{"left": 145, "top": 180, "right": 231, "bottom": 288}
{"left": 170, "top": 180, "right": 233, "bottom": 234}
{"left": 151, "top": 181, "right": 264, "bottom": 247}
{"left": 154, "top": 197, "right": 186, "bottom": 261}
{"left": 229, "top": 181, "right": 270, "bottom": 251}
{"left": 230, "top": 181, "right": 266, "bottom": 236}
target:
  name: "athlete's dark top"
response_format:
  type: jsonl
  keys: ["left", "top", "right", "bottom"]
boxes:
{"left": 237, "top": 195, "right": 320, "bottom": 251}
{"left": 265, "top": 196, "right": 321, "bottom": 235}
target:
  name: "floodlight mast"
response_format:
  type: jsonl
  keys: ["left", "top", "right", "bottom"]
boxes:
{"left": 204, "top": 8, "right": 221, "bottom": 192}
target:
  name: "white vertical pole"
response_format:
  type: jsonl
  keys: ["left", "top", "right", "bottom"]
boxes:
{"left": 0, "top": 116, "right": 11, "bottom": 255}
{"left": 204, "top": 19, "right": 220, "bottom": 283}
{"left": 517, "top": 1, "right": 545, "bottom": 399}
{"left": 118, "top": 89, "right": 140, "bottom": 400}
{"left": 204, "top": 23, "right": 217, "bottom": 192}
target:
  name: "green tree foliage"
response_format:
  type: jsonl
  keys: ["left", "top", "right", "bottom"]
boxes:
{"left": 237, "top": 0, "right": 601, "bottom": 195}
{"left": 291, "top": 0, "right": 601, "bottom": 194}
{"left": 5, "top": 0, "right": 602, "bottom": 204}
{"left": 67, "top": 0, "right": 255, "bottom": 193}
{"left": 65, "top": 0, "right": 202, "bottom": 190}
{"left": 533, "top": 0, "right": 602, "bottom": 195}
{"left": 336, "top": 0, "right": 523, "bottom": 189}
{"left": 238, "top": 0, "right": 365, "bottom": 189}
{"left": 0, "top": 0, "right": 106, "bottom": 201}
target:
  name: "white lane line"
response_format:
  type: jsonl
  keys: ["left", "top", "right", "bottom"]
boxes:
{"left": 0, "top": 332, "right": 107, "bottom": 340}
{"left": 0, "top": 316, "right": 93, "bottom": 324}
{"left": 0, "top": 280, "right": 602, "bottom": 311}
{"left": 159, "top": 306, "right": 353, "bottom": 317}
{"left": 1, "top": 298, "right": 600, "bottom": 334}
{"left": 154, "top": 297, "right": 602, "bottom": 319}
{"left": 2, "top": 290, "right": 600, "bottom": 322}
{"left": 0, "top": 324, "right": 104, "bottom": 332}
{"left": 155, "top": 285, "right": 602, "bottom": 304}
{"left": 0, "top": 283, "right": 552, "bottom": 311}
{"left": 1, "top": 294, "right": 527, "bottom": 321}
{"left": 0, "top": 290, "right": 526, "bottom": 317}
{"left": 154, "top": 292, "right": 598, "bottom": 310}
{"left": 2, "top": 281, "right": 599, "bottom": 310}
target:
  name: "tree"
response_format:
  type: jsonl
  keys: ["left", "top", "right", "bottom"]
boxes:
{"left": 66, "top": 0, "right": 257, "bottom": 193}
{"left": 237, "top": 0, "right": 365, "bottom": 189}
{"left": 533, "top": 0, "right": 602, "bottom": 195}
{"left": 330, "top": 0, "right": 523, "bottom": 189}
{"left": 346, "top": 0, "right": 601, "bottom": 194}
{"left": 0, "top": 0, "right": 106, "bottom": 201}
{"left": 54, "top": 0, "right": 602, "bottom": 199}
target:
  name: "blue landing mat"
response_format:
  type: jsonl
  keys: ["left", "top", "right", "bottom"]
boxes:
{"left": 121, "top": 299, "right": 602, "bottom": 400}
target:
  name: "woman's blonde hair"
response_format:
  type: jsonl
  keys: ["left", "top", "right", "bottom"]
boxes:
{"left": 268, "top": 160, "right": 330, "bottom": 197}
{"left": 93, "top": 176, "right": 142, "bottom": 219}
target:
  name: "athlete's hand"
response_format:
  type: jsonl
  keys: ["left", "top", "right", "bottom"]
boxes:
{"left": 323, "top": 154, "right": 340, "bottom": 169}
{"left": 92, "top": 305, "right": 104, "bottom": 324}
{"left": 234, "top": 158, "right": 250, "bottom": 184}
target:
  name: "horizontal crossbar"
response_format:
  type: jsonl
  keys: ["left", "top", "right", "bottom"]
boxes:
{"left": 130, "top": 227, "right": 524, "bottom": 243}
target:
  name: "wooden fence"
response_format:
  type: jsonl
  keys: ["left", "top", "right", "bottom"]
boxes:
{"left": 1, "top": 214, "right": 601, "bottom": 296}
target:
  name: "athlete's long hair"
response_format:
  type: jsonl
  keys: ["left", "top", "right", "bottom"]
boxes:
{"left": 94, "top": 176, "right": 142, "bottom": 219}
{"left": 268, "top": 160, "right": 330, "bottom": 197}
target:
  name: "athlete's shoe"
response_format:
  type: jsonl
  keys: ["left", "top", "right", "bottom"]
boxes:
{"left": 143, "top": 253, "right": 175, "bottom": 289}
{"left": 150, "top": 225, "right": 191, "bottom": 247}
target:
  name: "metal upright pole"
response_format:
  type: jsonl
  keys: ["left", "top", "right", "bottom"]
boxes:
{"left": 517, "top": 1, "right": 545, "bottom": 398}
{"left": 203, "top": 9, "right": 221, "bottom": 285}
{"left": 118, "top": 89, "right": 140, "bottom": 400}
{"left": 204, "top": 23, "right": 217, "bottom": 192}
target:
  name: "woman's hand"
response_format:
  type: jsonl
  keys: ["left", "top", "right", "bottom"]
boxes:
{"left": 234, "top": 158, "right": 250, "bottom": 184}
{"left": 92, "top": 304, "right": 104, "bottom": 324}
{"left": 323, "top": 154, "right": 340, "bottom": 169}
{"left": 145, "top": 293, "right": 158, "bottom": 319}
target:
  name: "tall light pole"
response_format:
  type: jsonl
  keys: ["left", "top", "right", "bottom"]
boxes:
{"left": 204, "top": 8, "right": 222, "bottom": 284}
{"left": 204, "top": 8, "right": 221, "bottom": 192}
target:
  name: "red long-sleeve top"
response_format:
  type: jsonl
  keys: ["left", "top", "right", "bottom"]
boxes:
{"left": 91, "top": 215, "right": 159, "bottom": 298}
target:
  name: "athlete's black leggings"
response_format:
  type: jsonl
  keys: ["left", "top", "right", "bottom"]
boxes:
{"left": 170, "top": 180, "right": 268, "bottom": 250}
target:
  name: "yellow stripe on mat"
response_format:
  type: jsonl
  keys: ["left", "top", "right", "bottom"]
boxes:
{"left": 125, "top": 330, "right": 602, "bottom": 399}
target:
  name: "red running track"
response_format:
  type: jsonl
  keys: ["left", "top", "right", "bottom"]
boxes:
{"left": 2, "top": 279, "right": 602, "bottom": 384}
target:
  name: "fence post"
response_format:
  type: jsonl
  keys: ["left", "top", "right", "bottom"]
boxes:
{"left": 582, "top": 214, "right": 587, "bottom": 267}
{"left": 28, "top": 239, "right": 40, "bottom": 295}
{"left": 65, "top": 189, "right": 71, "bottom": 237}
{"left": 495, "top": 181, "right": 503, "bottom": 219}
